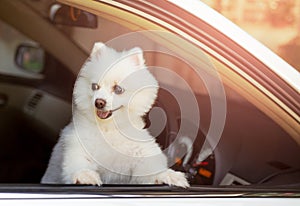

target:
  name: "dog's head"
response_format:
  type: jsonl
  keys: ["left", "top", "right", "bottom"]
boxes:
{"left": 73, "top": 43, "right": 158, "bottom": 127}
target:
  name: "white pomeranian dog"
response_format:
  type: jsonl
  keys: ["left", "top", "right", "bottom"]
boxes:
{"left": 41, "top": 43, "right": 189, "bottom": 188}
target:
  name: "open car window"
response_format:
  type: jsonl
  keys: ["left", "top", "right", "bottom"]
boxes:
{"left": 0, "top": 0, "right": 299, "bottom": 203}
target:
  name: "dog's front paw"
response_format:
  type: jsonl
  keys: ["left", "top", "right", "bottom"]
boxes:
{"left": 156, "top": 169, "right": 190, "bottom": 188}
{"left": 73, "top": 169, "right": 102, "bottom": 186}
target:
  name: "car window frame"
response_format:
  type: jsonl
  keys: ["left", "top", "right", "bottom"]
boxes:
{"left": 0, "top": 0, "right": 299, "bottom": 200}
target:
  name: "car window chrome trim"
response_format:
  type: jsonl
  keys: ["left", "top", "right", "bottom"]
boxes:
{"left": 0, "top": 185, "right": 300, "bottom": 199}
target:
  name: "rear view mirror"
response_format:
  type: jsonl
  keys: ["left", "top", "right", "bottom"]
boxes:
{"left": 49, "top": 3, "right": 97, "bottom": 28}
{"left": 15, "top": 44, "right": 45, "bottom": 73}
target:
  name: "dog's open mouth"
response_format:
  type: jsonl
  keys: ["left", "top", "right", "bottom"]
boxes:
{"left": 96, "top": 105, "right": 123, "bottom": 119}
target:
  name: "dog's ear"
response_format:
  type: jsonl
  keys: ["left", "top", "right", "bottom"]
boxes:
{"left": 91, "top": 42, "right": 106, "bottom": 59}
{"left": 129, "top": 47, "right": 145, "bottom": 68}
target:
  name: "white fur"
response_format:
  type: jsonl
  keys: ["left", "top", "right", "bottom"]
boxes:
{"left": 41, "top": 43, "right": 189, "bottom": 188}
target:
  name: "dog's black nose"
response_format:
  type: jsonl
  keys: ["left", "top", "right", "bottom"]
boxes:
{"left": 95, "top": 98, "right": 106, "bottom": 109}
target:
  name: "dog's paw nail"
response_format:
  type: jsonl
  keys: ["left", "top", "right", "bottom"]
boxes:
{"left": 73, "top": 169, "right": 102, "bottom": 186}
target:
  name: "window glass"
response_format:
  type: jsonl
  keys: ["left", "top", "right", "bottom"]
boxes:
{"left": 0, "top": 0, "right": 299, "bottom": 187}
{"left": 50, "top": 10, "right": 300, "bottom": 186}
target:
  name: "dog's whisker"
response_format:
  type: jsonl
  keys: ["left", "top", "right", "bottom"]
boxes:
{"left": 110, "top": 105, "right": 123, "bottom": 112}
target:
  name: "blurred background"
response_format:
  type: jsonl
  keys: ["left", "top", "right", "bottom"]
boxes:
{"left": 201, "top": 0, "right": 300, "bottom": 72}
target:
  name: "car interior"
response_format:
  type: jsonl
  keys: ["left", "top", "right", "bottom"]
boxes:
{"left": 0, "top": 0, "right": 299, "bottom": 189}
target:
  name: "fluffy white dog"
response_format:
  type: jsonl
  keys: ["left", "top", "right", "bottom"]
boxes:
{"left": 41, "top": 43, "right": 189, "bottom": 188}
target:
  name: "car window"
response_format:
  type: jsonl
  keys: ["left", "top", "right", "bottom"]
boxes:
{"left": 0, "top": 0, "right": 299, "bottom": 191}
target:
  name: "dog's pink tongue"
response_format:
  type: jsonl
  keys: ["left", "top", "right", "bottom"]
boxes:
{"left": 97, "top": 110, "right": 112, "bottom": 119}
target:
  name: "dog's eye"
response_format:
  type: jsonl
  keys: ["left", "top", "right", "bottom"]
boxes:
{"left": 91, "top": 83, "right": 100, "bottom": 91}
{"left": 113, "top": 85, "right": 124, "bottom": 94}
